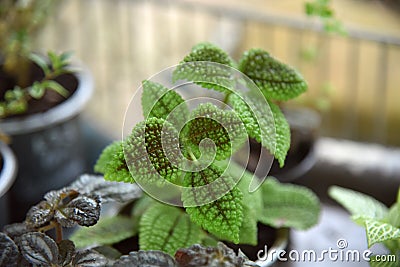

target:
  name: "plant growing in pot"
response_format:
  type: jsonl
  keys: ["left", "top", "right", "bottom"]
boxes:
{"left": 329, "top": 186, "right": 400, "bottom": 267}
{"left": 0, "top": 1, "right": 93, "bottom": 222}
{"left": 67, "top": 43, "right": 321, "bottom": 265}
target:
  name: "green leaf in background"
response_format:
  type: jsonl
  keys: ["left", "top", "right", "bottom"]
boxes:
{"left": 124, "top": 118, "right": 182, "bottom": 184}
{"left": 183, "top": 165, "right": 243, "bottom": 243}
{"left": 139, "top": 203, "right": 202, "bottom": 256}
{"left": 141, "top": 80, "right": 188, "bottom": 129}
{"left": 29, "top": 53, "right": 50, "bottom": 75}
{"left": 41, "top": 80, "right": 69, "bottom": 97}
{"left": 183, "top": 103, "right": 247, "bottom": 161}
{"left": 364, "top": 219, "right": 400, "bottom": 248}
{"left": 172, "top": 43, "right": 236, "bottom": 93}
{"left": 328, "top": 186, "right": 389, "bottom": 223}
{"left": 386, "top": 189, "right": 400, "bottom": 228}
{"left": 259, "top": 177, "right": 320, "bottom": 230}
{"left": 238, "top": 48, "right": 307, "bottom": 101}
{"left": 94, "top": 141, "right": 133, "bottom": 183}
{"left": 269, "top": 101, "right": 290, "bottom": 167}
{"left": 70, "top": 216, "right": 136, "bottom": 248}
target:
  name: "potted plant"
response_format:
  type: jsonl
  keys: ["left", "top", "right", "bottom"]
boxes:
{"left": 0, "top": 136, "right": 17, "bottom": 228}
{"left": 61, "top": 43, "right": 320, "bottom": 265}
{"left": 329, "top": 186, "right": 400, "bottom": 266}
{"left": 0, "top": 0, "right": 93, "bottom": 222}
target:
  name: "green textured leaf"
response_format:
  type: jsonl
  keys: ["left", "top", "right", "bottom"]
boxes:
{"left": 238, "top": 49, "right": 307, "bottom": 101}
{"left": 141, "top": 80, "right": 188, "bottom": 129}
{"left": 173, "top": 43, "right": 235, "bottom": 93}
{"left": 329, "top": 186, "right": 388, "bottom": 222}
{"left": 139, "top": 203, "right": 202, "bottom": 256}
{"left": 259, "top": 177, "right": 320, "bottom": 230}
{"left": 182, "top": 103, "right": 247, "bottom": 161}
{"left": 94, "top": 141, "right": 133, "bottom": 183}
{"left": 364, "top": 219, "right": 400, "bottom": 248}
{"left": 228, "top": 93, "right": 289, "bottom": 165}
{"left": 183, "top": 165, "right": 243, "bottom": 243}
{"left": 235, "top": 165, "right": 263, "bottom": 245}
{"left": 124, "top": 118, "right": 182, "bottom": 184}
{"left": 70, "top": 216, "right": 136, "bottom": 248}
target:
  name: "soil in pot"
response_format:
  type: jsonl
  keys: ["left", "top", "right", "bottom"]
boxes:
{"left": 0, "top": 61, "right": 78, "bottom": 116}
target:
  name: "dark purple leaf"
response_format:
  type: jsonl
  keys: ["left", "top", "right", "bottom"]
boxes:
{"left": 58, "top": 239, "right": 75, "bottom": 266}
{"left": 113, "top": 250, "right": 177, "bottom": 267}
{"left": 25, "top": 201, "right": 54, "bottom": 228}
{"left": 19, "top": 232, "right": 59, "bottom": 266}
{"left": 72, "top": 249, "right": 108, "bottom": 267}
{"left": 0, "top": 232, "right": 19, "bottom": 267}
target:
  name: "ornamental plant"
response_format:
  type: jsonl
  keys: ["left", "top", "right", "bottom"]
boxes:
{"left": 70, "top": 42, "right": 321, "bottom": 259}
{"left": 329, "top": 186, "right": 400, "bottom": 267}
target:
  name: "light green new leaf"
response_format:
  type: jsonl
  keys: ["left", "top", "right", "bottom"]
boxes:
{"left": 183, "top": 164, "right": 243, "bottom": 244}
{"left": 172, "top": 43, "right": 236, "bottom": 93}
{"left": 183, "top": 103, "right": 247, "bottom": 161}
{"left": 259, "top": 177, "right": 320, "bottom": 230}
{"left": 386, "top": 189, "right": 400, "bottom": 228}
{"left": 239, "top": 49, "right": 307, "bottom": 101}
{"left": 141, "top": 80, "right": 188, "bottom": 129}
{"left": 139, "top": 203, "right": 202, "bottom": 256}
{"left": 70, "top": 216, "right": 136, "bottom": 248}
{"left": 329, "top": 186, "right": 388, "bottom": 223}
{"left": 228, "top": 93, "right": 290, "bottom": 166}
{"left": 124, "top": 118, "right": 182, "bottom": 184}
{"left": 364, "top": 219, "right": 400, "bottom": 248}
{"left": 94, "top": 141, "right": 133, "bottom": 183}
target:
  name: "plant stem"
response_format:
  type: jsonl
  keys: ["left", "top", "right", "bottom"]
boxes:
{"left": 55, "top": 222, "right": 63, "bottom": 243}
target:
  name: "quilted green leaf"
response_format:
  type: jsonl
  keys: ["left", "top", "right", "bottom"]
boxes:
{"left": 329, "top": 186, "right": 388, "bottom": 222}
{"left": 235, "top": 164, "right": 263, "bottom": 245}
{"left": 139, "top": 203, "right": 202, "bottom": 256}
{"left": 70, "top": 216, "right": 136, "bottom": 248}
{"left": 94, "top": 141, "right": 132, "bottom": 183}
{"left": 124, "top": 118, "right": 183, "bottom": 184}
{"left": 141, "top": 80, "right": 188, "bottom": 129}
{"left": 182, "top": 103, "right": 247, "bottom": 161}
{"left": 238, "top": 48, "right": 307, "bottom": 101}
{"left": 182, "top": 165, "right": 243, "bottom": 243}
{"left": 228, "top": 93, "right": 291, "bottom": 166}
{"left": 364, "top": 219, "right": 400, "bottom": 248}
{"left": 259, "top": 177, "right": 320, "bottom": 230}
{"left": 172, "top": 43, "right": 236, "bottom": 93}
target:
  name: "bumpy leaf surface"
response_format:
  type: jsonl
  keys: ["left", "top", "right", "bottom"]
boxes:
{"left": 141, "top": 80, "right": 188, "bottom": 129}
{"left": 183, "top": 103, "right": 247, "bottom": 161}
{"left": 20, "top": 232, "right": 59, "bottom": 266}
{"left": 139, "top": 203, "right": 202, "bottom": 256}
{"left": 58, "top": 240, "right": 75, "bottom": 266}
{"left": 364, "top": 219, "right": 400, "bottom": 248}
{"left": 172, "top": 43, "right": 236, "bottom": 93}
{"left": 238, "top": 49, "right": 307, "bottom": 101}
{"left": 183, "top": 165, "right": 243, "bottom": 243}
{"left": 94, "top": 141, "right": 132, "bottom": 183}
{"left": 329, "top": 186, "right": 388, "bottom": 221}
{"left": 0, "top": 232, "right": 19, "bottom": 267}
{"left": 71, "top": 249, "right": 108, "bottom": 267}
{"left": 259, "top": 178, "right": 320, "bottom": 230}
{"left": 228, "top": 93, "right": 283, "bottom": 164}
{"left": 124, "top": 118, "right": 182, "bottom": 184}
{"left": 70, "top": 174, "right": 142, "bottom": 203}
{"left": 113, "top": 250, "right": 177, "bottom": 267}
{"left": 71, "top": 216, "right": 136, "bottom": 248}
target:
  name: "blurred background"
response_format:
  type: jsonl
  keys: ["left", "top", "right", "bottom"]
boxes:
{"left": 34, "top": 0, "right": 400, "bottom": 145}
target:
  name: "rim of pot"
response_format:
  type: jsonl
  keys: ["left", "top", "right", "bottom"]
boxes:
{"left": 0, "top": 141, "right": 17, "bottom": 197}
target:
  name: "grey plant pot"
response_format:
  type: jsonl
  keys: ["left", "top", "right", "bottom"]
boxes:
{"left": 0, "top": 141, "right": 17, "bottom": 228}
{"left": 0, "top": 64, "right": 93, "bottom": 223}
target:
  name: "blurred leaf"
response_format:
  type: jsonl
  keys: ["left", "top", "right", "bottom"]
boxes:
{"left": 139, "top": 203, "right": 202, "bottom": 256}
{"left": 29, "top": 53, "right": 50, "bottom": 75}
{"left": 58, "top": 240, "right": 75, "bottom": 266}
{"left": 0, "top": 232, "right": 19, "bottom": 267}
{"left": 28, "top": 82, "right": 45, "bottom": 99}
{"left": 41, "top": 80, "right": 69, "bottom": 97}
{"left": 20, "top": 232, "right": 59, "bottom": 266}
{"left": 113, "top": 250, "right": 177, "bottom": 267}
{"left": 259, "top": 178, "right": 320, "bottom": 230}
{"left": 71, "top": 216, "right": 136, "bottom": 248}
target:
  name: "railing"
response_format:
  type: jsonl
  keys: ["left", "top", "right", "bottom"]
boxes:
{"left": 36, "top": 0, "right": 400, "bottom": 146}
